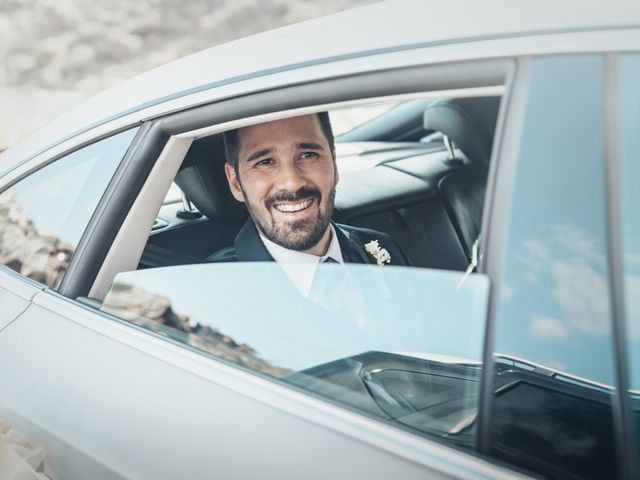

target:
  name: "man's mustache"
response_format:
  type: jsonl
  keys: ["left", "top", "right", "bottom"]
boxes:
{"left": 266, "top": 186, "right": 321, "bottom": 208}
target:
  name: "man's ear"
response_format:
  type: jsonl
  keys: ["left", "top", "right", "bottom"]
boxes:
{"left": 332, "top": 148, "right": 339, "bottom": 185}
{"left": 224, "top": 163, "right": 245, "bottom": 203}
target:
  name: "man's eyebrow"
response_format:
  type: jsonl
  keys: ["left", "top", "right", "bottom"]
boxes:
{"left": 245, "top": 147, "right": 273, "bottom": 163}
{"left": 296, "top": 142, "right": 324, "bottom": 150}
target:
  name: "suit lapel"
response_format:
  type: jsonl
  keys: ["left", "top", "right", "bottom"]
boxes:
{"left": 235, "top": 219, "right": 374, "bottom": 264}
{"left": 333, "top": 223, "right": 371, "bottom": 264}
{"left": 234, "top": 219, "right": 275, "bottom": 262}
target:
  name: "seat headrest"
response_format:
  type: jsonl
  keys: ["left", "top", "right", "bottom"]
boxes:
{"left": 174, "top": 134, "right": 248, "bottom": 222}
{"left": 423, "top": 96, "right": 500, "bottom": 166}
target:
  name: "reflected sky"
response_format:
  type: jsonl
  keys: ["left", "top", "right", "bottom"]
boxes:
{"left": 494, "top": 55, "right": 617, "bottom": 386}
{"left": 8, "top": 127, "right": 137, "bottom": 245}
{"left": 619, "top": 54, "right": 640, "bottom": 390}
{"left": 105, "top": 263, "right": 489, "bottom": 372}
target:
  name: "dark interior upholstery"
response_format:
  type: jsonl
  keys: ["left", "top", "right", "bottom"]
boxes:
{"left": 173, "top": 134, "right": 247, "bottom": 222}
{"left": 423, "top": 96, "right": 500, "bottom": 259}
{"left": 142, "top": 95, "right": 500, "bottom": 271}
{"left": 423, "top": 96, "right": 500, "bottom": 166}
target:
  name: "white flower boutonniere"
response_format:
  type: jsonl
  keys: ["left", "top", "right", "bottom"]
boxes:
{"left": 364, "top": 240, "right": 391, "bottom": 266}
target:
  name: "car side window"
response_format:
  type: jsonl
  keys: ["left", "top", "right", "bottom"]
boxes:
{"left": 490, "top": 55, "right": 619, "bottom": 479}
{"left": 618, "top": 53, "right": 640, "bottom": 472}
{"left": 100, "top": 92, "right": 502, "bottom": 451}
{"left": 102, "top": 263, "right": 490, "bottom": 450}
{"left": 0, "top": 127, "right": 138, "bottom": 289}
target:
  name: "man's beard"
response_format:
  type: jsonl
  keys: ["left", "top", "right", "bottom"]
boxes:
{"left": 243, "top": 185, "right": 335, "bottom": 251}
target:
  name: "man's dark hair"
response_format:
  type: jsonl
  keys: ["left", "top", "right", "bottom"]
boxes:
{"left": 223, "top": 112, "right": 335, "bottom": 173}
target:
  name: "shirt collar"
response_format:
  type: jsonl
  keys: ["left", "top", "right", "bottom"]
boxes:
{"left": 258, "top": 224, "right": 344, "bottom": 264}
{"left": 258, "top": 224, "right": 343, "bottom": 297}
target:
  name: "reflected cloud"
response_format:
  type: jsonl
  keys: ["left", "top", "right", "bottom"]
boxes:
{"left": 551, "top": 224, "right": 604, "bottom": 264}
{"left": 552, "top": 257, "right": 609, "bottom": 336}
{"left": 625, "top": 253, "right": 640, "bottom": 270}
{"left": 501, "top": 283, "right": 516, "bottom": 300}
{"left": 522, "top": 239, "right": 551, "bottom": 269}
{"left": 522, "top": 224, "right": 610, "bottom": 338}
{"left": 529, "top": 315, "right": 568, "bottom": 340}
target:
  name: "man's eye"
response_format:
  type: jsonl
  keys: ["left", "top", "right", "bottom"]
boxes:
{"left": 256, "top": 158, "right": 273, "bottom": 166}
{"left": 301, "top": 152, "right": 318, "bottom": 159}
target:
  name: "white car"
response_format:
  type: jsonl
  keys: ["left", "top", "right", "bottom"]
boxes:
{"left": 0, "top": 1, "right": 638, "bottom": 479}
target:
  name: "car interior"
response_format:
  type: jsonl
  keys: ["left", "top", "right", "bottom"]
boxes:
{"left": 138, "top": 94, "right": 501, "bottom": 272}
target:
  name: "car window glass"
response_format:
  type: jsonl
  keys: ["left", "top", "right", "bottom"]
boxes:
{"left": 102, "top": 263, "right": 489, "bottom": 450}
{"left": 490, "top": 55, "right": 619, "bottom": 479}
{"left": 618, "top": 53, "right": 640, "bottom": 470}
{"left": 134, "top": 93, "right": 500, "bottom": 449}
{"left": 0, "top": 127, "right": 138, "bottom": 289}
{"left": 330, "top": 101, "right": 399, "bottom": 136}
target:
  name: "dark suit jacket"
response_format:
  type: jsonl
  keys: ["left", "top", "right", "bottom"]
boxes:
{"left": 206, "top": 219, "right": 409, "bottom": 266}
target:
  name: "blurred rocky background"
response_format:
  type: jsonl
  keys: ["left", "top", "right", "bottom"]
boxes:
{"left": 103, "top": 282, "right": 291, "bottom": 376}
{"left": 0, "top": 0, "right": 371, "bottom": 151}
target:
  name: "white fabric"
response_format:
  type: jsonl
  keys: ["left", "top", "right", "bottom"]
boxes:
{"left": 0, "top": 422, "right": 55, "bottom": 480}
{"left": 259, "top": 224, "right": 344, "bottom": 297}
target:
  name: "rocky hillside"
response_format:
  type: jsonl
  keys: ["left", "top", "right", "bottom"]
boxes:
{"left": 0, "top": 0, "right": 370, "bottom": 149}
{"left": 103, "top": 281, "right": 291, "bottom": 377}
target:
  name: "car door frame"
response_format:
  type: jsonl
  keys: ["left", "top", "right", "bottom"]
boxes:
{"left": 2, "top": 56, "right": 526, "bottom": 479}
{"left": 480, "top": 51, "right": 639, "bottom": 480}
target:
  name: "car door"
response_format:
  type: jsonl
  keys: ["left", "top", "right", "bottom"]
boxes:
{"left": 0, "top": 127, "right": 140, "bottom": 477}
{"left": 0, "top": 59, "right": 526, "bottom": 479}
{"left": 0, "top": 128, "right": 138, "bottom": 327}
{"left": 483, "top": 53, "right": 637, "bottom": 479}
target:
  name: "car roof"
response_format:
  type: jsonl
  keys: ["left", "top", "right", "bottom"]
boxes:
{"left": 2, "top": 0, "right": 639, "bottom": 175}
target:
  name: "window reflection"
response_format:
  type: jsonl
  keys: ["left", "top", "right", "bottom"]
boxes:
{"left": 619, "top": 54, "right": 640, "bottom": 391}
{"left": 0, "top": 128, "right": 138, "bottom": 288}
{"left": 101, "top": 263, "right": 489, "bottom": 449}
{"left": 491, "top": 55, "right": 618, "bottom": 479}
{"left": 618, "top": 53, "right": 640, "bottom": 476}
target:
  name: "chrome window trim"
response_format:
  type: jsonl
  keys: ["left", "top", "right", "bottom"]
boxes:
{"left": 0, "top": 265, "right": 44, "bottom": 301}
{"left": 175, "top": 86, "right": 505, "bottom": 140}
{"left": 603, "top": 52, "right": 637, "bottom": 480}
{"left": 0, "top": 123, "right": 141, "bottom": 192}
{"left": 478, "top": 56, "right": 532, "bottom": 453}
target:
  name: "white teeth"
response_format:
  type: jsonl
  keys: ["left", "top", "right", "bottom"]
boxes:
{"left": 274, "top": 199, "right": 312, "bottom": 212}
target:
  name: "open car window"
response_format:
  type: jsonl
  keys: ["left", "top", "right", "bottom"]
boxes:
{"left": 141, "top": 93, "right": 501, "bottom": 275}
{"left": 86, "top": 87, "right": 503, "bottom": 453}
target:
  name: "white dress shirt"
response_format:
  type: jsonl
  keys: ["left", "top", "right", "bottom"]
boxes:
{"left": 258, "top": 224, "right": 344, "bottom": 297}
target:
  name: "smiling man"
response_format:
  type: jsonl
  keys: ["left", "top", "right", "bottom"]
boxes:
{"left": 208, "top": 113, "right": 408, "bottom": 282}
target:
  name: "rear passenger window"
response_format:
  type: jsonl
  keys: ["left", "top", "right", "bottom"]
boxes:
{"left": 99, "top": 91, "right": 503, "bottom": 451}
{"left": 0, "top": 128, "right": 138, "bottom": 289}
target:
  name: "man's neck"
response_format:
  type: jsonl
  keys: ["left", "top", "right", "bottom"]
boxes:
{"left": 302, "top": 227, "right": 332, "bottom": 257}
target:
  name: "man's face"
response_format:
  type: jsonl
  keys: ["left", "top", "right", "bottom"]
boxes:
{"left": 225, "top": 114, "right": 338, "bottom": 252}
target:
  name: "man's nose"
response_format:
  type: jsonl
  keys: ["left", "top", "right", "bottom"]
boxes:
{"left": 277, "top": 159, "right": 307, "bottom": 191}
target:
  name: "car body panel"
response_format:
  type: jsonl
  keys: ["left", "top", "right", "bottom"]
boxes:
{"left": 0, "top": 290, "right": 528, "bottom": 480}
{"left": 0, "top": 267, "right": 43, "bottom": 330}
